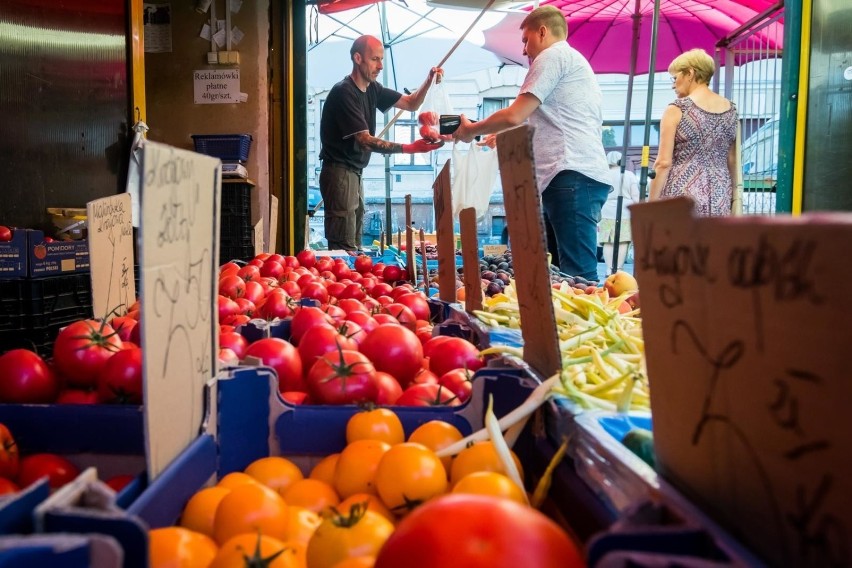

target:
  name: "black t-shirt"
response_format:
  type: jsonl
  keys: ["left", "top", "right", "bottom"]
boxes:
{"left": 319, "top": 76, "right": 402, "bottom": 171}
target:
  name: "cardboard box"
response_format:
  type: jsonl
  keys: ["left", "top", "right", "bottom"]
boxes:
{"left": 0, "top": 228, "right": 28, "bottom": 278}
{"left": 27, "top": 230, "right": 90, "bottom": 278}
{"left": 631, "top": 197, "right": 852, "bottom": 566}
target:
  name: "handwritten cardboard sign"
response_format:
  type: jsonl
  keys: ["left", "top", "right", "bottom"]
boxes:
{"left": 87, "top": 193, "right": 136, "bottom": 319}
{"left": 482, "top": 244, "right": 508, "bottom": 257}
{"left": 139, "top": 141, "right": 221, "bottom": 480}
{"left": 631, "top": 197, "right": 852, "bottom": 566}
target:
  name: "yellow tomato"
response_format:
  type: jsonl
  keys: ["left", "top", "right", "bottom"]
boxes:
{"left": 244, "top": 456, "right": 304, "bottom": 495}
{"left": 179, "top": 486, "right": 231, "bottom": 538}
{"left": 373, "top": 443, "right": 447, "bottom": 516}
{"left": 337, "top": 493, "right": 395, "bottom": 524}
{"left": 333, "top": 439, "right": 391, "bottom": 499}
{"left": 216, "top": 471, "right": 259, "bottom": 490}
{"left": 406, "top": 420, "right": 464, "bottom": 473}
{"left": 310, "top": 453, "right": 340, "bottom": 486}
{"left": 306, "top": 506, "right": 394, "bottom": 568}
{"left": 284, "top": 505, "right": 322, "bottom": 545}
{"left": 281, "top": 478, "right": 340, "bottom": 515}
{"left": 149, "top": 527, "right": 217, "bottom": 568}
{"left": 451, "top": 471, "right": 527, "bottom": 506}
{"left": 213, "top": 482, "right": 289, "bottom": 545}
{"left": 449, "top": 441, "right": 523, "bottom": 488}
{"left": 211, "top": 533, "right": 300, "bottom": 568}
{"left": 332, "top": 556, "right": 376, "bottom": 568}
{"left": 345, "top": 408, "right": 405, "bottom": 445}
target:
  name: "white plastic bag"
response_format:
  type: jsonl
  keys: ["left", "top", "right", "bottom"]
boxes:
{"left": 418, "top": 76, "right": 454, "bottom": 142}
{"left": 451, "top": 143, "right": 498, "bottom": 219}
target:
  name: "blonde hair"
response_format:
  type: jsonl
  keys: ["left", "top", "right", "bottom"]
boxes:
{"left": 521, "top": 6, "right": 567, "bottom": 40}
{"left": 668, "top": 49, "right": 715, "bottom": 85}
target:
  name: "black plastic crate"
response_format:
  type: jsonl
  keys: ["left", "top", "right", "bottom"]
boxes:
{"left": 220, "top": 215, "right": 253, "bottom": 245}
{"left": 192, "top": 134, "right": 252, "bottom": 162}
{"left": 221, "top": 184, "right": 251, "bottom": 217}
{"left": 220, "top": 245, "right": 255, "bottom": 264}
{"left": 0, "top": 274, "right": 92, "bottom": 333}
{"left": 0, "top": 326, "right": 57, "bottom": 358}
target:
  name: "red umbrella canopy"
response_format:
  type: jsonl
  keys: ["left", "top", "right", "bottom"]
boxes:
{"left": 482, "top": 0, "right": 784, "bottom": 73}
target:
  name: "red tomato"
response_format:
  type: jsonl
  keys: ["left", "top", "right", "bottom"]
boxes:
{"left": 0, "top": 226, "right": 12, "bottom": 242}
{"left": 339, "top": 283, "right": 367, "bottom": 302}
{"left": 97, "top": 347, "right": 143, "bottom": 404}
{"left": 104, "top": 474, "right": 136, "bottom": 492}
{"left": 17, "top": 454, "right": 80, "bottom": 490}
{"left": 243, "top": 280, "right": 265, "bottom": 304}
{"left": 438, "top": 369, "right": 474, "bottom": 403}
{"left": 219, "top": 274, "right": 246, "bottom": 299}
{"left": 395, "top": 293, "right": 431, "bottom": 322}
{"left": 233, "top": 298, "right": 256, "bottom": 317}
{"left": 223, "top": 314, "right": 250, "bottom": 327}
{"left": 0, "top": 349, "right": 59, "bottom": 403}
{"left": 218, "top": 295, "right": 241, "bottom": 322}
{"left": 302, "top": 282, "right": 330, "bottom": 304}
{"left": 297, "top": 324, "right": 357, "bottom": 372}
{"left": 323, "top": 304, "right": 347, "bottom": 324}
{"left": 411, "top": 368, "right": 439, "bottom": 385}
{"left": 422, "top": 335, "right": 452, "bottom": 359}
{"left": 0, "top": 477, "right": 19, "bottom": 495}
{"left": 371, "top": 262, "right": 386, "bottom": 277}
{"left": 296, "top": 249, "right": 316, "bottom": 268}
{"left": 0, "top": 423, "right": 20, "bottom": 480}
{"left": 382, "top": 265, "right": 402, "bottom": 283}
{"left": 279, "top": 280, "right": 302, "bottom": 298}
{"left": 337, "top": 320, "right": 366, "bottom": 346}
{"left": 281, "top": 391, "right": 308, "bottom": 405}
{"left": 52, "top": 320, "right": 124, "bottom": 388}
{"left": 315, "top": 257, "right": 334, "bottom": 273}
{"left": 260, "top": 260, "right": 285, "bottom": 279}
{"left": 306, "top": 349, "right": 377, "bottom": 405}
{"left": 353, "top": 255, "right": 373, "bottom": 274}
{"left": 331, "top": 263, "right": 352, "bottom": 281}
{"left": 244, "top": 338, "right": 305, "bottom": 393}
{"left": 219, "top": 262, "right": 241, "bottom": 276}
{"left": 258, "top": 290, "right": 295, "bottom": 320}
{"left": 370, "top": 282, "right": 393, "bottom": 299}
{"left": 337, "top": 298, "right": 366, "bottom": 315}
{"left": 107, "top": 316, "right": 138, "bottom": 342}
{"left": 345, "top": 311, "right": 379, "bottom": 336}
{"left": 236, "top": 264, "right": 261, "bottom": 282}
{"left": 326, "top": 281, "right": 346, "bottom": 299}
{"left": 219, "top": 331, "right": 249, "bottom": 359}
{"left": 395, "top": 383, "right": 460, "bottom": 407}
{"left": 372, "top": 372, "right": 403, "bottom": 405}
{"left": 290, "top": 306, "right": 334, "bottom": 345}
{"left": 427, "top": 337, "right": 484, "bottom": 378}
{"left": 56, "top": 389, "right": 100, "bottom": 405}
{"left": 374, "top": 494, "right": 585, "bottom": 568}
{"left": 372, "top": 312, "right": 397, "bottom": 325}
{"left": 382, "top": 303, "right": 417, "bottom": 331}
{"left": 218, "top": 348, "right": 240, "bottom": 367}
{"left": 359, "top": 324, "right": 424, "bottom": 388}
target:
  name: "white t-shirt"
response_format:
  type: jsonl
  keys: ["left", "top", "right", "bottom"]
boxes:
{"left": 601, "top": 167, "right": 641, "bottom": 220}
{"left": 520, "top": 41, "right": 611, "bottom": 192}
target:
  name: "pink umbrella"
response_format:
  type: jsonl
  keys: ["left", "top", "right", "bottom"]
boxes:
{"left": 482, "top": 0, "right": 783, "bottom": 73}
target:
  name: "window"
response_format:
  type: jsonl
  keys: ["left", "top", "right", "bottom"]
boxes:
{"left": 482, "top": 97, "right": 516, "bottom": 119}
{"left": 491, "top": 216, "right": 505, "bottom": 237}
{"left": 602, "top": 121, "right": 660, "bottom": 148}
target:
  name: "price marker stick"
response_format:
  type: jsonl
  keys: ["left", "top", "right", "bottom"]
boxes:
{"left": 459, "top": 207, "right": 482, "bottom": 313}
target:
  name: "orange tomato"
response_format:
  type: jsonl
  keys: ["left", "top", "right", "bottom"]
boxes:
{"left": 217, "top": 471, "right": 259, "bottom": 490}
{"left": 306, "top": 506, "right": 394, "bottom": 568}
{"left": 211, "top": 533, "right": 300, "bottom": 568}
{"left": 334, "top": 439, "right": 391, "bottom": 499}
{"left": 281, "top": 478, "right": 340, "bottom": 515}
{"left": 213, "top": 482, "right": 289, "bottom": 545}
{"left": 373, "top": 443, "right": 447, "bottom": 516}
{"left": 283, "top": 505, "right": 322, "bottom": 545}
{"left": 333, "top": 556, "right": 376, "bottom": 568}
{"left": 406, "top": 420, "right": 464, "bottom": 472}
{"left": 345, "top": 408, "right": 404, "bottom": 445}
{"left": 337, "top": 493, "right": 395, "bottom": 524}
{"left": 179, "top": 486, "right": 231, "bottom": 538}
{"left": 310, "top": 453, "right": 340, "bottom": 486}
{"left": 244, "top": 456, "right": 304, "bottom": 495}
{"left": 449, "top": 441, "right": 523, "bottom": 488}
{"left": 451, "top": 471, "right": 527, "bottom": 506}
{"left": 149, "top": 527, "right": 217, "bottom": 568}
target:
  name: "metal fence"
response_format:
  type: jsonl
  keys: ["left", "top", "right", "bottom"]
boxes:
{"left": 715, "top": 2, "right": 785, "bottom": 215}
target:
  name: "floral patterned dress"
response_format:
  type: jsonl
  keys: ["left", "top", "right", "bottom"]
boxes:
{"left": 660, "top": 97, "right": 738, "bottom": 216}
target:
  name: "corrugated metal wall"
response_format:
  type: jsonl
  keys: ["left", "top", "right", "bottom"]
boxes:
{"left": 0, "top": 0, "right": 128, "bottom": 231}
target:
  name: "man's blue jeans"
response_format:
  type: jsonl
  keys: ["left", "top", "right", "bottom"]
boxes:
{"left": 541, "top": 170, "right": 609, "bottom": 281}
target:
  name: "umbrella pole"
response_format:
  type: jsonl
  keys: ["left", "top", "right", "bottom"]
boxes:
{"left": 382, "top": 2, "right": 393, "bottom": 248}
{"left": 638, "top": 0, "right": 662, "bottom": 202}
{"left": 611, "top": 0, "right": 642, "bottom": 277}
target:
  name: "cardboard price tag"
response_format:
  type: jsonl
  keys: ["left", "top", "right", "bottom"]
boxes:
{"left": 139, "top": 142, "right": 221, "bottom": 480}
{"left": 87, "top": 193, "right": 136, "bottom": 319}
{"left": 632, "top": 197, "right": 852, "bottom": 566}
{"left": 482, "top": 244, "right": 508, "bottom": 257}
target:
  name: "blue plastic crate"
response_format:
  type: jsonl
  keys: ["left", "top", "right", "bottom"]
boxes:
{"left": 191, "top": 134, "right": 252, "bottom": 162}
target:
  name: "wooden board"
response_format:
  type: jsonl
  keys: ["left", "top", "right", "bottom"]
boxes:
{"left": 433, "top": 161, "right": 456, "bottom": 303}
{"left": 86, "top": 193, "right": 136, "bottom": 319}
{"left": 405, "top": 194, "right": 416, "bottom": 282}
{"left": 459, "top": 207, "right": 482, "bottom": 313}
{"left": 139, "top": 141, "right": 221, "bottom": 480}
{"left": 495, "top": 125, "right": 560, "bottom": 378}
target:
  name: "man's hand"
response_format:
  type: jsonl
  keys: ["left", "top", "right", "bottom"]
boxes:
{"left": 452, "top": 114, "right": 477, "bottom": 144}
{"left": 429, "top": 66, "right": 444, "bottom": 84}
{"left": 402, "top": 139, "right": 444, "bottom": 154}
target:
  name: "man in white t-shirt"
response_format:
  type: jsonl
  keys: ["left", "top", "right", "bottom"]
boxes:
{"left": 454, "top": 5, "right": 610, "bottom": 281}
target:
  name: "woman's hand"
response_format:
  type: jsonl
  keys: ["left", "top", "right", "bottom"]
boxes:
{"left": 452, "top": 115, "right": 476, "bottom": 144}
{"left": 477, "top": 134, "right": 497, "bottom": 149}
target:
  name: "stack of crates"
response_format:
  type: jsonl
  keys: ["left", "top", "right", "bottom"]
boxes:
{"left": 0, "top": 274, "right": 93, "bottom": 357}
{"left": 219, "top": 181, "right": 255, "bottom": 263}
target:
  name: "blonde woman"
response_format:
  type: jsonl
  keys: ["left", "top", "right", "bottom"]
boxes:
{"left": 650, "top": 49, "right": 738, "bottom": 216}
